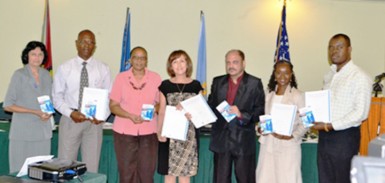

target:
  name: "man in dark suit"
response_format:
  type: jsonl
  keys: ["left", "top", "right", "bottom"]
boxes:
{"left": 208, "top": 49, "right": 265, "bottom": 183}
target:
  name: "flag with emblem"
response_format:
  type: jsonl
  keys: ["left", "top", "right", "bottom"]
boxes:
{"left": 120, "top": 8, "right": 131, "bottom": 72}
{"left": 274, "top": 0, "right": 290, "bottom": 62}
{"left": 196, "top": 11, "right": 207, "bottom": 97}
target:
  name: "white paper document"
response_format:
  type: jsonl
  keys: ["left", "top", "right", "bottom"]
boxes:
{"left": 103, "top": 122, "right": 113, "bottom": 129}
{"left": 305, "top": 90, "right": 331, "bottom": 123}
{"left": 81, "top": 87, "right": 110, "bottom": 121}
{"left": 180, "top": 94, "right": 217, "bottom": 128}
{"left": 161, "top": 106, "right": 189, "bottom": 141}
{"left": 17, "top": 155, "right": 54, "bottom": 177}
{"left": 271, "top": 103, "right": 297, "bottom": 136}
{"left": 49, "top": 117, "right": 56, "bottom": 130}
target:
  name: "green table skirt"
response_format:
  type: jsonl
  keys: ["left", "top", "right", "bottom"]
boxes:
{"left": 0, "top": 122, "right": 318, "bottom": 183}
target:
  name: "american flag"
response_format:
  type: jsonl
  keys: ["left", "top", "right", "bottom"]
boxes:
{"left": 274, "top": 0, "right": 290, "bottom": 62}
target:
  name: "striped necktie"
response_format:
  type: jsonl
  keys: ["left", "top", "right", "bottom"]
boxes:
{"left": 78, "top": 62, "right": 89, "bottom": 110}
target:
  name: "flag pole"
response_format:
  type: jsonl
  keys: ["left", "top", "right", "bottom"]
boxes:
{"left": 120, "top": 7, "right": 131, "bottom": 72}
{"left": 197, "top": 10, "right": 207, "bottom": 98}
{"left": 274, "top": 1, "right": 284, "bottom": 63}
{"left": 126, "top": 7, "right": 130, "bottom": 20}
{"left": 274, "top": 0, "right": 290, "bottom": 63}
{"left": 42, "top": 0, "right": 53, "bottom": 74}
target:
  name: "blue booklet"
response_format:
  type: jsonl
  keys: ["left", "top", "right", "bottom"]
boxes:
{"left": 37, "top": 95, "right": 55, "bottom": 114}
{"left": 141, "top": 104, "right": 155, "bottom": 121}
{"left": 259, "top": 115, "right": 273, "bottom": 134}
{"left": 83, "top": 102, "right": 97, "bottom": 119}
{"left": 299, "top": 107, "right": 315, "bottom": 128}
{"left": 216, "top": 100, "right": 236, "bottom": 122}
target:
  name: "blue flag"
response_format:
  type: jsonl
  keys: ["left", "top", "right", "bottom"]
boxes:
{"left": 274, "top": 1, "right": 290, "bottom": 62}
{"left": 120, "top": 8, "right": 131, "bottom": 72}
{"left": 197, "top": 11, "right": 207, "bottom": 97}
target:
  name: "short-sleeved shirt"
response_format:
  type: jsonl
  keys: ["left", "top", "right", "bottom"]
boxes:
{"left": 110, "top": 68, "right": 161, "bottom": 136}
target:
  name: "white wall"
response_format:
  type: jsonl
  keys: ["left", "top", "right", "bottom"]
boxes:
{"left": 1, "top": 0, "right": 385, "bottom": 100}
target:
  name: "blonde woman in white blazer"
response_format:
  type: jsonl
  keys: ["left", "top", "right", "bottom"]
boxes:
{"left": 256, "top": 60, "right": 307, "bottom": 183}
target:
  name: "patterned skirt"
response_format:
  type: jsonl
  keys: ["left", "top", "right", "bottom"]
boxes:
{"left": 168, "top": 122, "right": 198, "bottom": 176}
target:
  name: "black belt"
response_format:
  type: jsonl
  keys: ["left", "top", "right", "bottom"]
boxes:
{"left": 71, "top": 108, "right": 79, "bottom": 112}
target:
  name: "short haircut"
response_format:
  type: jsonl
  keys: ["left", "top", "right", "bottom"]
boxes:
{"left": 21, "top": 41, "right": 48, "bottom": 65}
{"left": 77, "top": 29, "right": 95, "bottom": 40}
{"left": 166, "top": 50, "right": 193, "bottom": 77}
{"left": 330, "top": 33, "right": 351, "bottom": 47}
{"left": 225, "top": 49, "right": 245, "bottom": 61}
{"left": 130, "top": 46, "right": 148, "bottom": 57}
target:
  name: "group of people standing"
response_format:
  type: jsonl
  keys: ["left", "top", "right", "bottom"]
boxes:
{"left": 4, "top": 29, "right": 372, "bottom": 183}
{"left": 4, "top": 29, "right": 112, "bottom": 174}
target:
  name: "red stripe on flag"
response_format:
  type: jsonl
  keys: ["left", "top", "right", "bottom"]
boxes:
{"left": 43, "top": 0, "right": 53, "bottom": 73}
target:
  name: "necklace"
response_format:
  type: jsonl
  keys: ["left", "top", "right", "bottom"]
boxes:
{"left": 176, "top": 83, "right": 186, "bottom": 94}
{"left": 128, "top": 75, "right": 146, "bottom": 90}
{"left": 129, "top": 81, "right": 146, "bottom": 90}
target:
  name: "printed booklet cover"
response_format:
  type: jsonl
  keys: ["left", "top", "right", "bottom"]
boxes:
{"left": 216, "top": 100, "right": 236, "bottom": 122}
{"left": 299, "top": 106, "right": 315, "bottom": 128}
{"left": 141, "top": 104, "right": 155, "bottom": 121}
{"left": 259, "top": 115, "right": 273, "bottom": 134}
{"left": 37, "top": 95, "right": 55, "bottom": 114}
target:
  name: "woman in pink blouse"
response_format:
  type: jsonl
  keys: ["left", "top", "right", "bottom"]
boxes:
{"left": 109, "top": 46, "right": 162, "bottom": 183}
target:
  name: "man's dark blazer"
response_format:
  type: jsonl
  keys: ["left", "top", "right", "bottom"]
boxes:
{"left": 208, "top": 72, "right": 265, "bottom": 156}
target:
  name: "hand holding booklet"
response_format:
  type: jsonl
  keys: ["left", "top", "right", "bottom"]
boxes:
{"left": 180, "top": 94, "right": 217, "bottom": 128}
{"left": 37, "top": 95, "right": 56, "bottom": 130}
{"left": 37, "top": 95, "right": 55, "bottom": 114}
{"left": 161, "top": 106, "right": 189, "bottom": 141}
{"left": 305, "top": 90, "right": 331, "bottom": 123}
{"left": 299, "top": 106, "right": 315, "bottom": 128}
{"left": 259, "top": 115, "right": 273, "bottom": 134}
{"left": 216, "top": 100, "right": 236, "bottom": 122}
{"left": 141, "top": 104, "right": 155, "bottom": 121}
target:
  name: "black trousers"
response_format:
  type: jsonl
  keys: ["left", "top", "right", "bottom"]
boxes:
{"left": 114, "top": 132, "right": 158, "bottom": 183}
{"left": 317, "top": 126, "right": 360, "bottom": 183}
{"left": 213, "top": 151, "right": 256, "bottom": 183}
